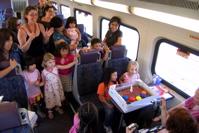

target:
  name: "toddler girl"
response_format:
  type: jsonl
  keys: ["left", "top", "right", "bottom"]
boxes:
{"left": 64, "top": 16, "right": 87, "bottom": 47}
{"left": 97, "top": 67, "right": 118, "bottom": 133}
{"left": 119, "top": 61, "right": 140, "bottom": 84}
{"left": 20, "top": 56, "right": 46, "bottom": 118}
{"left": 41, "top": 53, "right": 65, "bottom": 119}
{"left": 54, "top": 42, "right": 77, "bottom": 105}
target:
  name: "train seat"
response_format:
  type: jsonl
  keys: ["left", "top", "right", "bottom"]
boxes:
{"left": 105, "top": 45, "right": 129, "bottom": 80}
{"left": 56, "top": 14, "right": 64, "bottom": 19}
{"left": 5, "top": 8, "right": 13, "bottom": 13}
{"left": 72, "top": 49, "right": 103, "bottom": 111}
{"left": 1, "top": 21, "right": 7, "bottom": 28}
{"left": 3, "top": 13, "right": 13, "bottom": 21}
{"left": 0, "top": 101, "right": 33, "bottom": 133}
{"left": 77, "top": 24, "right": 89, "bottom": 45}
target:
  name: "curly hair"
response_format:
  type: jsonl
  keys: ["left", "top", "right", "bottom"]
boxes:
{"left": 23, "top": 5, "right": 37, "bottom": 23}
{"left": 54, "top": 42, "right": 71, "bottom": 57}
{"left": 166, "top": 107, "right": 198, "bottom": 133}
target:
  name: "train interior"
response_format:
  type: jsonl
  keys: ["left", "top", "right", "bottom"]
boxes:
{"left": 0, "top": 0, "right": 199, "bottom": 133}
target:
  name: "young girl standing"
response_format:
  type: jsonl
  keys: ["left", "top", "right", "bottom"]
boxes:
{"left": 54, "top": 42, "right": 77, "bottom": 105}
{"left": 64, "top": 16, "right": 87, "bottom": 47}
{"left": 97, "top": 67, "right": 118, "bottom": 133}
{"left": 21, "top": 56, "right": 46, "bottom": 118}
{"left": 41, "top": 53, "right": 76, "bottom": 119}
{"left": 119, "top": 61, "right": 140, "bottom": 84}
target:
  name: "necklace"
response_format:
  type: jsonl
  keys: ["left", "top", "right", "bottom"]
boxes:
{"left": 26, "top": 23, "right": 36, "bottom": 33}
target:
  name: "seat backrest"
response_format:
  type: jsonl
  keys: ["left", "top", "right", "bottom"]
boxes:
{"left": 4, "top": 13, "right": 13, "bottom": 20}
{"left": 105, "top": 45, "right": 129, "bottom": 80}
{"left": 1, "top": 21, "right": 7, "bottom": 28}
{"left": 56, "top": 14, "right": 64, "bottom": 19}
{"left": 72, "top": 49, "right": 103, "bottom": 104}
{"left": 77, "top": 24, "right": 89, "bottom": 44}
{"left": 0, "top": 101, "right": 21, "bottom": 131}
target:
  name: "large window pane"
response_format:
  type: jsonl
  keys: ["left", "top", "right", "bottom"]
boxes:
{"left": 153, "top": 40, "right": 199, "bottom": 97}
{"left": 75, "top": 9, "right": 93, "bottom": 37}
{"left": 61, "top": 5, "right": 70, "bottom": 19}
{"left": 101, "top": 19, "right": 139, "bottom": 61}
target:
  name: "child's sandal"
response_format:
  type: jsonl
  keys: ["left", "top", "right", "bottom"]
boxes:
{"left": 55, "top": 108, "right": 64, "bottom": 114}
{"left": 37, "top": 111, "right": 46, "bottom": 118}
{"left": 48, "top": 111, "right": 53, "bottom": 119}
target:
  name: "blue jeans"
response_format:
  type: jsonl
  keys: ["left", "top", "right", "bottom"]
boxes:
{"left": 102, "top": 100, "right": 114, "bottom": 127}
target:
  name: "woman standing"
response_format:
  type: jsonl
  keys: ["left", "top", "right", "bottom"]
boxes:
{"left": 102, "top": 16, "right": 123, "bottom": 49}
{"left": 18, "top": 5, "right": 54, "bottom": 71}
{"left": 39, "top": 5, "right": 55, "bottom": 29}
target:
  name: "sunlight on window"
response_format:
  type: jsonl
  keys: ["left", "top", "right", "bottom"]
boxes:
{"left": 155, "top": 42, "right": 199, "bottom": 96}
{"left": 101, "top": 19, "right": 139, "bottom": 61}
{"left": 61, "top": 5, "right": 70, "bottom": 19}
{"left": 75, "top": 10, "right": 93, "bottom": 36}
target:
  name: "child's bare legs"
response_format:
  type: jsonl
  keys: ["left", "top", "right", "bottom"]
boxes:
{"left": 36, "top": 101, "right": 46, "bottom": 118}
{"left": 48, "top": 109, "right": 53, "bottom": 119}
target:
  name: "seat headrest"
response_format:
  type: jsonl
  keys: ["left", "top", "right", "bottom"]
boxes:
{"left": 77, "top": 24, "right": 84, "bottom": 33}
{"left": 0, "top": 101, "right": 21, "bottom": 131}
{"left": 110, "top": 45, "right": 126, "bottom": 59}
{"left": 56, "top": 14, "right": 64, "bottom": 19}
{"left": 79, "top": 49, "right": 100, "bottom": 64}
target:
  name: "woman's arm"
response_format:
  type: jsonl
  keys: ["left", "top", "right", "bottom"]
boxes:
{"left": 18, "top": 27, "right": 35, "bottom": 52}
{"left": 75, "top": 28, "right": 81, "bottom": 42}
{"left": 102, "top": 47, "right": 109, "bottom": 61}
{"left": 0, "top": 59, "right": 18, "bottom": 78}
{"left": 102, "top": 37, "right": 108, "bottom": 49}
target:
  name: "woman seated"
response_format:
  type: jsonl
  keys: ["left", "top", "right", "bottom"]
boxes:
{"left": 153, "top": 88, "right": 199, "bottom": 124}
{"left": 126, "top": 97, "right": 198, "bottom": 133}
{"left": 50, "top": 16, "right": 78, "bottom": 51}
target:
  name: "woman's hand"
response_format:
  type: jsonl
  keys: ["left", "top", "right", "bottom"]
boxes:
{"left": 28, "top": 32, "right": 36, "bottom": 41}
{"left": 45, "top": 27, "right": 54, "bottom": 37}
{"left": 9, "top": 59, "right": 18, "bottom": 69}
{"left": 126, "top": 124, "right": 137, "bottom": 133}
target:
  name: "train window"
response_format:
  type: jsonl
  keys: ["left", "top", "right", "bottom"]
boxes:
{"left": 100, "top": 18, "right": 139, "bottom": 61}
{"left": 152, "top": 39, "right": 199, "bottom": 98}
{"left": 60, "top": 5, "right": 70, "bottom": 19}
{"left": 75, "top": 9, "right": 93, "bottom": 37}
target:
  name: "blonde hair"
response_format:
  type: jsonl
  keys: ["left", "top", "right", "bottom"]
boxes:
{"left": 127, "top": 61, "right": 139, "bottom": 72}
{"left": 42, "top": 53, "right": 54, "bottom": 68}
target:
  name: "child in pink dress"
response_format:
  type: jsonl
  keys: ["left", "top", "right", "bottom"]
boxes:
{"left": 64, "top": 17, "right": 81, "bottom": 45}
{"left": 41, "top": 53, "right": 76, "bottom": 119}
{"left": 119, "top": 61, "right": 140, "bottom": 84}
{"left": 54, "top": 42, "right": 77, "bottom": 104}
{"left": 21, "top": 56, "right": 46, "bottom": 118}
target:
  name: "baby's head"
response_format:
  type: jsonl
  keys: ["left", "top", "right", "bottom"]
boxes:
{"left": 23, "top": 56, "right": 36, "bottom": 72}
{"left": 127, "top": 61, "right": 139, "bottom": 74}
{"left": 91, "top": 38, "right": 102, "bottom": 51}
{"left": 54, "top": 42, "right": 71, "bottom": 57}
{"left": 42, "top": 53, "right": 55, "bottom": 68}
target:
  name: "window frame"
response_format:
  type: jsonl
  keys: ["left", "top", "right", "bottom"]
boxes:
{"left": 60, "top": 4, "right": 70, "bottom": 19}
{"left": 74, "top": 8, "right": 93, "bottom": 38}
{"left": 100, "top": 17, "right": 140, "bottom": 61}
{"left": 152, "top": 39, "right": 199, "bottom": 98}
